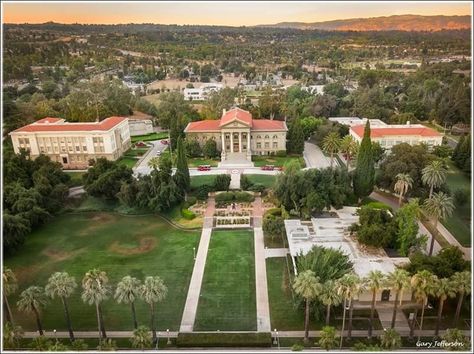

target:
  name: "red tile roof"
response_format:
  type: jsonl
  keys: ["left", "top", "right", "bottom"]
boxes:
{"left": 185, "top": 108, "right": 287, "bottom": 132}
{"left": 350, "top": 124, "right": 442, "bottom": 138}
{"left": 11, "top": 117, "right": 127, "bottom": 133}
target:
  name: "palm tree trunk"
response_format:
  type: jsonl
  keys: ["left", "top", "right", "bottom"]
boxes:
{"left": 32, "top": 305, "right": 43, "bottom": 336}
{"left": 417, "top": 299, "right": 426, "bottom": 342}
{"left": 429, "top": 219, "right": 438, "bottom": 256}
{"left": 454, "top": 291, "right": 464, "bottom": 326}
{"left": 3, "top": 293, "right": 13, "bottom": 324}
{"left": 330, "top": 152, "right": 334, "bottom": 169}
{"left": 398, "top": 191, "right": 403, "bottom": 206}
{"left": 435, "top": 297, "right": 445, "bottom": 337}
{"left": 131, "top": 302, "right": 138, "bottom": 330}
{"left": 429, "top": 184, "right": 434, "bottom": 199}
{"left": 61, "top": 297, "right": 74, "bottom": 341}
{"left": 369, "top": 290, "right": 376, "bottom": 338}
{"left": 95, "top": 303, "right": 102, "bottom": 340}
{"left": 325, "top": 304, "right": 331, "bottom": 325}
{"left": 150, "top": 303, "right": 157, "bottom": 343}
{"left": 304, "top": 298, "right": 310, "bottom": 342}
{"left": 391, "top": 289, "right": 400, "bottom": 329}
{"left": 348, "top": 298, "right": 354, "bottom": 339}
{"left": 339, "top": 298, "right": 347, "bottom": 349}
{"left": 410, "top": 306, "right": 418, "bottom": 339}
{"left": 99, "top": 304, "right": 107, "bottom": 338}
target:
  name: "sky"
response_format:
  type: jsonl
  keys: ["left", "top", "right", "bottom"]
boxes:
{"left": 2, "top": 1, "right": 472, "bottom": 26}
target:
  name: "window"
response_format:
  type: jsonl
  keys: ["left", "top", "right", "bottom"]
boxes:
{"left": 256, "top": 143, "right": 261, "bottom": 149}
{"left": 83, "top": 145, "right": 87, "bottom": 151}
{"left": 257, "top": 135, "right": 261, "bottom": 139}
{"left": 265, "top": 135, "right": 270, "bottom": 139}
{"left": 273, "top": 135, "right": 278, "bottom": 139}
{"left": 265, "top": 142, "right": 270, "bottom": 148}
{"left": 273, "top": 142, "right": 278, "bottom": 148}
{"left": 76, "top": 146, "right": 80, "bottom": 152}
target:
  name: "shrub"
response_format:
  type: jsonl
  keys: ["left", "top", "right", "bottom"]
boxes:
{"left": 214, "top": 174, "right": 231, "bottom": 191}
{"left": 276, "top": 150, "right": 287, "bottom": 157}
{"left": 183, "top": 196, "right": 197, "bottom": 208}
{"left": 291, "top": 343, "right": 304, "bottom": 351}
{"left": 196, "top": 184, "right": 213, "bottom": 200}
{"left": 235, "top": 191, "right": 255, "bottom": 202}
{"left": 215, "top": 192, "right": 235, "bottom": 202}
{"left": 240, "top": 174, "right": 253, "bottom": 190}
{"left": 249, "top": 183, "right": 266, "bottom": 193}
{"left": 453, "top": 188, "right": 469, "bottom": 206}
{"left": 265, "top": 208, "right": 282, "bottom": 217}
{"left": 363, "top": 201, "right": 393, "bottom": 211}
{"left": 203, "top": 139, "right": 219, "bottom": 158}
{"left": 181, "top": 208, "right": 196, "bottom": 220}
{"left": 185, "top": 139, "right": 202, "bottom": 158}
{"left": 176, "top": 332, "right": 272, "bottom": 347}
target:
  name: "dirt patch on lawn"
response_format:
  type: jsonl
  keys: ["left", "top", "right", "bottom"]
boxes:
{"left": 90, "top": 213, "right": 116, "bottom": 223}
{"left": 42, "top": 248, "right": 74, "bottom": 262}
{"left": 109, "top": 236, "right": 157, "bottom": 255}
{"left": 77, "top": 213, "right": 117, "bottom": 236}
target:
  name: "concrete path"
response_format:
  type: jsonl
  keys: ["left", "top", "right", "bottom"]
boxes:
{"left": 23, "top": 330, "right": 178, "bottom": 339}
{"left": 179, "top": 197, "right": 215, "bottom": 332}
{"left": 133, "top": 139, "right": 169, "bottom": 176}
{"left": 68, "top": 186, "right": 85, "bottom": 198}
{"left": 303, "top": 141, "right": 332, "bottom": 169}
{"left": 264, "top": 248, "right": 289, "bottom": 258}
{"left": 230, "top": 169, "right": 241, "bottom": 189}
{"left": 253, "top": 197, "right": 271, "bottom": 332}
{"left": 377, "top": 307, "right": 411, "bottom": 332}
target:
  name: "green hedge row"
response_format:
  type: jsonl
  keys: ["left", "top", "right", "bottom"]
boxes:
{"left": 176, "top": 332, "right": 272, "bottom": 347}
{"left": 215, "top": 191, "right": 255, "bottom": 203}
{"left": 181, "top": 208, "right": 196, "bottom": 220}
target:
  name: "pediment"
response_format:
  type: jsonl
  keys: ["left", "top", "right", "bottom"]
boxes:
{"left": 220, "top": 118, "right": 251, "bottom": 128}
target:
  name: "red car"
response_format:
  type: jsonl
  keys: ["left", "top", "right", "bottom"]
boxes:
{"left": 261, "top": 165, "right": 275, "bottom": 171}
{"left": 161, "top": 139, "right": 169, "bottom": 145}
{"left": 197, "top": 165, "right": 211, "bottom": 171}
{"left": 276, "top": 166, "right": 284, "bottom": 171}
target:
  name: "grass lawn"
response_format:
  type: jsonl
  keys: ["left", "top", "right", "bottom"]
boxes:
{"left": 65, "top": 171, "right": 86, "bottom": 187}
{"left": 161, "top": 205, "right": 204, "bottom": 229}
{"left": 5, "top": 212, "right": 200, "bottom": 331}
{"left": 116, "top": 156, "right": 138, "bottom": 168}
{"left": 245, "top": 174, "right": 277, "bottom": 188}
{"left": 188, "top": 157, "right": 219, "bottom": 167}
{"left": 252, "top": 155, "right": 305, "bottom": 168}
{"left": 190, "top": 175, "right": 217, "bottom": 189}
{"left": 131, "top": 132, "right": 169, "bottom": 143}
{"left": 194, "top": 230, "right": 256, "bottom": 331}
{"left": 442, "top": 161, "right": 471, "bottom": 247}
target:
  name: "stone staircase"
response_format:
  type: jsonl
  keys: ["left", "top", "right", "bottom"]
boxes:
{"left": 218, "top": 152, "right": 254, "bottom": 168}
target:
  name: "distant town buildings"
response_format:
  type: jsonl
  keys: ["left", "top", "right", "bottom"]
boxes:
{"left": 183, "top": 83, "right": 224, "bottom": 100}
{"left": 9, "top": 117, "right": 131, "bottom": 169}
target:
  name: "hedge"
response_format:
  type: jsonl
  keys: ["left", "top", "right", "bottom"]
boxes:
{"left": 215, "top": 191, "right": 255, "bottom": 203}
{"left": 176, "top": 332, "right": 272, "bottom": 347}
{"left": 181, "top": 208, "right": 196, "bottom": 220}
{"left": 364, "top": 201, "right": 393, "bottom": 211}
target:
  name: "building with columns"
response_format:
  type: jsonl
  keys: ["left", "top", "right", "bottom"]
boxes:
{"left": 183, "top": 108, "right": 287, "bottom": 163}
{"left": 9, "top": 116, "right": 131, "bottom": 169}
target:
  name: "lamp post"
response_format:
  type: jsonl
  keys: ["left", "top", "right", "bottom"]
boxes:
{"left": 53, "top": 329, "right": 57, "bottom": 342}
{"left": 273, "top": 328, "right": 280, "bottom": 349}
{"left": 166, "top": 329, "right": 171, "bottom": 345}
{"left": 193, "top": 247, "right": 196, "bottom": 261}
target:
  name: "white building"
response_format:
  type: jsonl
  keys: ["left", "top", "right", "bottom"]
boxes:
{"left": 329, "top": 117, "right": 387, "bottom": 127}
{"left": 284, "top": 208, "right": 414, "bottom": 304}
{"left": 9, "top": 117, "right": 131, "bottom": 170}
{"left": 301, "top": 85, "right": 325, "bottom": 95}
{"left": 183, "top": 83, "right": 224, "bottom": 101}
{"left": 350, "top": 122, "right": 443, "bottom": 150}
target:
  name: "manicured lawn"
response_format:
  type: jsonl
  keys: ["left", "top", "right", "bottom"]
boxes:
{"left": 188, "top": 157, "right": 219, "bottom": 167}
{"left": 252, "top": 155, "right": 305, "bottom": 168}
{"left": 64, "top": 171, "right": 86, "bottom": 187}
{"left": 190, "top": 175, "right": 217, "bottom": 189}
{"left": 131, "top": 132, "right": 169, "bottom": 143}
{"left": 194, "top": 230, "right": 256, "bottom": 331}
{"left": 442, "top": 161, "right": 471, "bottom": 247}
{"left": 5, "top": 212, "right": 200, "bottom": 331}
{"left": 116, "top": 156, "right": 138, "bottom": 168}
{"left": 124, "top": 147, "right": 149, "bottom": 157}
{"left": 245, "top": 174, "right": 277, "bottom": 188}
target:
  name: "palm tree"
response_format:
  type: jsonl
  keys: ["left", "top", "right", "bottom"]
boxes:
{"left": 394, "top": 173, "right": 413, "bottom": 206}
{"left": 139, "top": 276, "right": 168, "bottom": 343}
{"left": 318, "top": 326, "right": 338, "bottom": 351}
{"left": 115, "top": 276, "right": 141, "bottom": 330}
{"left": 451, "top": 271, "right": 471, "bottom": 326}
{"left": 3, "top": 322, "right": 24, "bottom": 350}
{"left": 322, "top": 132, "right": 341, "bottom": 168}
{"left": 336, "top": 273, "right": 362, "bottom": 345}
{"left": 292, "top": 270, "right": 323, "bottom": 342}
{"left": 45, "top": 272, "right": 77, "bottom": 341}
{"left": 380, "top": 328, "right": 402, "bottom": 350}
{"left": 364, "top": 270, "right": 385, "bottom": 338}
{"left": 410, "top": 270, "right": 437, "bottom": 340}
{"left": 386, "top": 269, "right": 411, "bottom": 329}
{"left": 81, "top": 269, "right": 111, "bottom": 340}
{"left": 423, "top": 192, "right": 455, "bottom": 256}
{"left": 131, "top": 325, "right": 152, "bottom": 350}
{"left": 442, "top": 328, "right": 470, "bottom": 350}
{"left": 339, "top": 135, "right": 358, "bottom": 167}
{"left": 432, "top": 277, "right": 456, "bottom": 336}
{"left": 319, "top": 280, "right": 342, "bottom": 325}
{"left": 17, "top": 286, "right": 47, "bottom": 335}
{"left": 148, "top": 157, "right": 160, "bottom": 170}
{"left": 3, "top": 267, "right": 18, "bottom": 324}
{"left": 422, "top": 160, "right": 447, "bottom": 199}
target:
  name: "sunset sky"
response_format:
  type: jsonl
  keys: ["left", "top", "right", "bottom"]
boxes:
{"left": 2, "top": 1, "right": 472, "bottom": 26}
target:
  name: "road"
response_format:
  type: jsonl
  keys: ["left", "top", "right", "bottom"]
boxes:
{"left": 133, "top": 139, "right": 170, "bottom": 176}
{"left": 303, "top": 141, "right": 332, "bottom": 169}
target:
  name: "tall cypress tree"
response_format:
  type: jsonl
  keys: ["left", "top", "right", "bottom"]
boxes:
{"left": 174, "top": 136, "right": 190, "bottom": 192}
{"left": 353, "top": 121, "right": 375, "bottom": 199}
{"left": 287, "top": 119, "right": 305, "bottom": 154}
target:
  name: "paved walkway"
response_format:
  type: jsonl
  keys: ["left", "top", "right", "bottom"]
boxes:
{"left": 230, "top": 169, "right": 241, "bottom": 189}
{"left": 377, "top": 307, "right": 411, "bottom": 332}
{"left": 264, "top": 248, "right": 289, "bottom": 258}
{"left": 253, "top": 197, "right": 271, "bottom": 332}
{"left": 303, "top": 141, "right": 332, "bottom": 169}
{"left": 133, "top": 139, "right": 169, "bottom": 176}
{"left": 179, "top": 197, "right": 215, "bottom": 332}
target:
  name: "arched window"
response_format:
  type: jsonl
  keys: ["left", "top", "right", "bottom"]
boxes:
{"left": 265, "top": 135, "right": 270, "bottom": 139}
{"left": 257, "top": 135, "right": 261, "bottom": 139}
{"left": 273, "top": 135, "right": 278, "bottom": 139}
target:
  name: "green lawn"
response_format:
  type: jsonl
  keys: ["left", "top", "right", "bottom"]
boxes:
{"left": 442, "top": 161, "right": 471, "bottom": 247}
{"left": 252, "top": 155, "right": 305, "bottom": 168}
{"left": 116, "top": 156, "right": 138, "bottom": 168}
{"left": 65, "top": 171, "right": 86, "bottom": 187}
{"left": 5, "top": 212, "right": 200, "bottom": 331}
{"left": 245, "top": 174, "right": 277, "bottom": 188}
{"left": 188, "top": 157, "right": 220, "bottom": 167}
{"left": 131, "top": 132, "right": 169, "bottom": 143}
{"left": 194, "top": 230, "right": 256, "bottom": 331}
{"left": 190, "top": 175, "right": 217, "bottom": 189}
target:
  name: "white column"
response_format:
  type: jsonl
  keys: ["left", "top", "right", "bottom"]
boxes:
{"left": 247, "top": 133, "right": 251, "bottom": 153}
{"left": 221, "top": 133, "right": 225, "bottom": 154}
{"left": 230, "top": 132, "right": 234, "bottom": 153}
{"left": 239, "top": 132, "right": 242, "bottom": 153}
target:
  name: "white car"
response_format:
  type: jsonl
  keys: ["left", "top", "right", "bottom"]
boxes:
{"left": 156, "top": 150, "right": 161, "bottom": 156}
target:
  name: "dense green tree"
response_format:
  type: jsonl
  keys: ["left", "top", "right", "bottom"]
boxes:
{"left": 174, "top": 136, "right": 190, "bottom": 192}
{"left": 394, "top": 199, "right": 425, "bottom": 256}
{"left": 318, "top": 326, "right": 338, "bottom": 351}
{"left": 214, "top": 174, "right": 231, "bottom": 191}
{"left": 299, "top": 116, "right": 323, "bottom": 139}
{"left": 406, "top": 246, "right": 469, "bottom": 278}
{"left": 350, "top": 205, "right": 396, "bottom": 248}
{"left": 442, "top": 329, "right": 470, "bottom": 351}
{"left": 202, "top": 139, "right": 219, "bottom": 158}
{"left": 286, "top": 119, "right": 305, "bottom": 155}
{"left": 202, "top": 88, "right": 236, "bottom": 119}
{"left": 130, "top": 326, "right": 152, "bottom": 350}
{"left": 380, "top": 329, "right": 402, "bottom": 350}
{"left": 185, "top": 139, "right": 202, "bottom": 158}
{"left": 353, "top": 121, "right": 374, "bottom": 199}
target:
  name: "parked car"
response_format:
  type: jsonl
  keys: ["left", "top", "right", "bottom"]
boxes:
{"left": 261, "top": 165, "right": 275, "bottom": 171}
{"left": 156, "top": 150, "right": 161, "bottom": 156}
{"left": 276, "top": 166, "right": 284, "bottom": 171}
{"left": 197, "top": 165, "right": 211, "bottom": 171}
{"left": 135, "top": 141, "right": 147, "bottom": 148}
{"left": 161, "top": 139, "right": 169, "bottom": 145}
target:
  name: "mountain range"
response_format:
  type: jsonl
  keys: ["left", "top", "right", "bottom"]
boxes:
{"left": 256, "top": 15, "right": 471, "bottom": 31}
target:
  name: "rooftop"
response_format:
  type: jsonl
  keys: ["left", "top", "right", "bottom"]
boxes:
{"left": 11, "top": 116, "right": 128, "bottom": 134}
{"left": 350, "top": 123, "right": 442, "bottom": 138}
